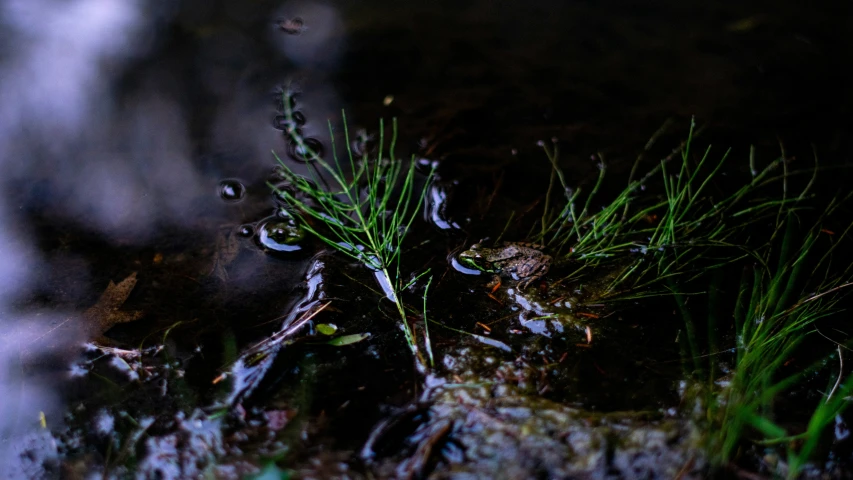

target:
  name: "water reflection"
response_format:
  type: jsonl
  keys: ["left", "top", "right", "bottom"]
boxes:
{"left": 0, "top": 0, "right": 345, "bottom": 472}
{"left": 270, "top": 1, "right": 344, "bottom": 68}
{"left": 0, "top": 0, "right": 150, "bottom": 142}
{"left": 0, "top": 0, "right": 156, "bottom": 473}
{"left": 0, "top": 0, "right": 208, "bottom": 239}
{"left": 226, "top": 258, "right": 328, "bottom": 405}
{"left": 218, "top": 179, "right": 247, "bottom": 202}
{"left": 427, "top": 183, "right": 461, "bottom": 230}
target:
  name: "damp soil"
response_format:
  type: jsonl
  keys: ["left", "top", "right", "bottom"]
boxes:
{"left": 3, "top": 1, "right": 853, "bottom": 479}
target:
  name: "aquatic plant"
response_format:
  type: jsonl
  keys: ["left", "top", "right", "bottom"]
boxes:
{"left": 534, "top": 120, "right": 852, "bottom": 474}
{"left": 271, "top": 97, "right": 435, "bottom": 370}
{"left": 675, "top": 205, "right": 853, "bottom": 476}
{"left": 534, "top": 119, "right": 810, "bottom": 294}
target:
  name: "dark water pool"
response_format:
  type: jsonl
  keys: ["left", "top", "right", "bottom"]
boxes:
{"left": 1, "top": 0, "right": 851, "bottom": 478}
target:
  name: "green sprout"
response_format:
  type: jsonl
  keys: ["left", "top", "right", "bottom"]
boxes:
{"left": 270, "top": 97, "right": 435, "bottom": 370}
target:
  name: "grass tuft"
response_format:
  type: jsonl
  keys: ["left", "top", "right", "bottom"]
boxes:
{"left": 270, "top": 93, "right": 435, "bottom": 370}
{"left": 675, "top": 207, "right": 853, "bottom": 476}
{"left": 536, "top": 120, "right": 852, "bottom": 474}
{"left": 535, "top": 119, "right": 811, "bottom": 295}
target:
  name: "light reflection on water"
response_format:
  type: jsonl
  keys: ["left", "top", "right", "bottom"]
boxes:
{"left": 0, "top": 0, "right": 348, "bottom": 473}
{"left": 270, "top": 1, "right": 344, "bottom": 68}
{"left": 0, "top": 0, "right": 174, "bottom": 238}
{"left": 0, "top": 0, "right": 153, "bottom": 472}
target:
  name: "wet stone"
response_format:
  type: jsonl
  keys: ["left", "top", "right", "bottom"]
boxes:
{"left": 370, "top": 353, "right": 706, "bottom": 479}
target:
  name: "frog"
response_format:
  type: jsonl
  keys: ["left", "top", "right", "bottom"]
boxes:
{"left": 457, "top": 242, "right": 552, "bottom": 290}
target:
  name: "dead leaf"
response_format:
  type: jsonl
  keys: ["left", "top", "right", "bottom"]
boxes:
{"left": 25, "top": 272, "right": 144, "bottom": 350}
{"left": 83, "top": 272, "right": 144, "bottom": 343}
{"left": 210, "top": 228, "right": 241, "bottom": 282}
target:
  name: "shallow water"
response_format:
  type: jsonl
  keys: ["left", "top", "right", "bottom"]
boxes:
{"left": 1, "top": 0, "right": 851, "bottom": 477}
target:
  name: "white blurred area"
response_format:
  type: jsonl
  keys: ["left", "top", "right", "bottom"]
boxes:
{"left": 0, "top": 0, "right": 157, "bottom": 474}
{"left": 0, "top": 0, "right": 208, "bottom": 239}
{"left": 0, "top": 0, "right": 349, "bottom": 473}
{"left": 1, "top": 0, "right": 148, "bottom": 142}
{"left": 0, "top": 0, "right": 150, "bottom": 287}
